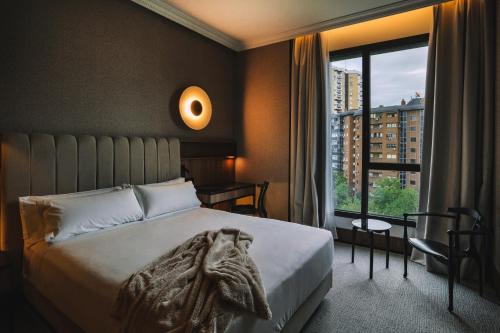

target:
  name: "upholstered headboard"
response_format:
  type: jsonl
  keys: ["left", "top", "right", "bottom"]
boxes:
{"left": 0, "top": 133, "right": 181, "bottom": 254}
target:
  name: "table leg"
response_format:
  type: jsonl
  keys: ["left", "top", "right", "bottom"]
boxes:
{"left": 385, "top": 229, "right": 390, "bottom": 269}
{"left": 369, "top": 231, "right": 374, "bottom": 279}
{"left": 351, "top": 226, "right": 358, "bottom": 263}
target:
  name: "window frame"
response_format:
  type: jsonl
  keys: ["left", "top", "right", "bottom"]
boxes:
{"left": 329, "top": 34, "right": 429, "bottom": 227}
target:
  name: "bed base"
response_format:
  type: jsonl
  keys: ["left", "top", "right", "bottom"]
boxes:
{"left": 23, "top": 269, "right": 332, "bottom": 333}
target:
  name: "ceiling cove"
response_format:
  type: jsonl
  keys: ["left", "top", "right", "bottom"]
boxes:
{"left": 133, "top": 0, "right": 443, "bottom": 51}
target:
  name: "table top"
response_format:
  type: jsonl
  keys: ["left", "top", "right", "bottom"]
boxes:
{"left": 196, "top": 182, "right": 255, "bottom": 195}
{"left": 352, "top": 219, "right": 392, "bottom": 231}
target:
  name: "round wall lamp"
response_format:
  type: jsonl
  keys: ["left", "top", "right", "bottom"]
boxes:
{"left": 179, "top": 86, "right": 212, "bottom": 130}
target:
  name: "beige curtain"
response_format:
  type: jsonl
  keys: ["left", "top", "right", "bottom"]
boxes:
{"left": 289, "top": 33, "right": 335, "bottom": 234}
{"left": 415, "top": 0, "right": 498, "bottom": 293}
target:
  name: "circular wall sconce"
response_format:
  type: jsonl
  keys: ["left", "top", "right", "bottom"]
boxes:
{"left": 179, "top": 86, "right": 212, "bottom": 130}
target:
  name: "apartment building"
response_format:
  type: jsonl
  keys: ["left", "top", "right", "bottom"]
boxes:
{"left": 330, "top": 66, "right": 362, "bottom": 114}
{"left": 332, "top": 97, "right": 424, "bottom": 194}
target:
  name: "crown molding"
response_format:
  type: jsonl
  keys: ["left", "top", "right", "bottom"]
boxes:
{"left": 241, "top": 0, "right": 441, "bottom": 50}
{"left": 133, "top": 0, "right": 443, "bottom": 52}
{"left": 132, "top": 0, "right": 244, "bottom": 51}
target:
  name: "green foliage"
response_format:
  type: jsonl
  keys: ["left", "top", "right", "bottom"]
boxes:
{"left": 334, "top": 172, "right": 361, "bottom": 212}
{"left": 368, "top": 177, "right": 418, "bottom": 217}
{"left": 334, "top": 172, "right": 418, "bottom": 217}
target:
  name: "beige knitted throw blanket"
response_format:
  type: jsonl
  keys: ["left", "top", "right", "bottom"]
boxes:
{"left": 112, "top": 228, "right": 272, "bottom": 333}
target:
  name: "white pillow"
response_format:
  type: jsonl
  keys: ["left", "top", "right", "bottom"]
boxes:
{"left": 42, "top": 188, "right": 144, "bottom": 242}
{"left": 131, "top": 177, "right": 185, "bottom": 210}
{"left": 133, "top": 181, "right": 201, "bottom": 219}
{"left": 19, "top": 187, "right": 121, "bottom": 247}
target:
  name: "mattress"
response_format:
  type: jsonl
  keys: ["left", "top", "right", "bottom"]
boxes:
{"left": 25, "top": 208, "right": 334, "bottom": 333}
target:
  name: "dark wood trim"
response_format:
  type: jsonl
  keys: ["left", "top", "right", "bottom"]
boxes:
{"left": 369, "top": 162, "right": 421, "bottom": 172}
{"left": 181, "top": 141, "right": 236, "bottom": 158}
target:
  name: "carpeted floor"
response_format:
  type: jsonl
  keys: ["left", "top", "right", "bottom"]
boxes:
{"left": 302, "top": 241, "right": 500, "bottom": 333}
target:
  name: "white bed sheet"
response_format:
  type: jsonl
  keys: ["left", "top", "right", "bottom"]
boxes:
{"left": 25, "top": 208, "right": 333, "bottom": 333}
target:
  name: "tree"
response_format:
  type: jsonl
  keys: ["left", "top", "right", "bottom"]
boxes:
{"left": 333, "top": 172, "right": 418, "bottom": 217}
{"left": 368, "top": 177, "right": 418, "bottom": 217}
{"left": 333, "top": 172, "right": 362, "bottom": 211}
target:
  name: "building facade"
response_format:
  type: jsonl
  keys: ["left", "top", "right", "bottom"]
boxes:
{"left": 331, "top": 97, "right": 424, "bottom": 195}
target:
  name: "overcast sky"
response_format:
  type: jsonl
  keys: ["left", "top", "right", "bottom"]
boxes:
{"left": 331, "top": 46, "right": 428, "bottom": 107}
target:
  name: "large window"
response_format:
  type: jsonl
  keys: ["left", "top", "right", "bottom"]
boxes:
{"left": 330, "top": 35, "right": 428, "bottom": 226}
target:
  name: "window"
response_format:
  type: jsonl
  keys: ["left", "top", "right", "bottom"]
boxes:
{"left": 330, "top": 34, "right": 428, "bottom": 226}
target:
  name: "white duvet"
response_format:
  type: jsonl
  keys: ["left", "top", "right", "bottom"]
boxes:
{"left": 25, "top": 208, "right": 333, "bottom": 333}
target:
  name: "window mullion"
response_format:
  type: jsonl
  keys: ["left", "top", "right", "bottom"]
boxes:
{"left": 360, "top": 50, "right": 370, "bottom": 226}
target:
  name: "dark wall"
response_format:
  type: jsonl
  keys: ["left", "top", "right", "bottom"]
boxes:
{"left": 0, "top": 0, "right": 236, "bottom": 140}
{"left": 235, "top": 41, "right": 291, "bottom": 221}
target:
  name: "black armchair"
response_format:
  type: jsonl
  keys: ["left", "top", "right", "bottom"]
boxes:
{"left": 231, "top": 181, "right": 269, "bottom": 218}
{"left": 403, "top": 207, "right": 485, "bottom": 312}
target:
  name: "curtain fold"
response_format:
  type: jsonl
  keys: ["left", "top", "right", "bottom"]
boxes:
{"left": 414, "top": 0, "right": 498, "bottom": 293}
{"left": 289, "top": 33, "right": 336, "bottom": 235}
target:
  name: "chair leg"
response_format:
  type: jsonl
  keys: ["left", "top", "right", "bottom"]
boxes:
{"left": 369, "top": 231, "right": 374, "bottom": 279}
{"left": 448, "top": 258, "right": 454, "bottom": 312}
{"left": 478, "top": 256, "right": 484, "bottom": 297}
{"left": 351, "top": 226, "right": 357, "bottom": 263}
{"left": 385, "top": 230, "right": 390, "bottom": 269}
{"left": 404, "top": 236, "right": 408, "bottom": 278}
{"left": 456, "top": 259, "right": 461, "bottom": 284}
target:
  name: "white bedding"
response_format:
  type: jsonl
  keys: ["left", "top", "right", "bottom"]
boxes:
{"left": 25, "top": 208, "right": 333, "bottom": 333}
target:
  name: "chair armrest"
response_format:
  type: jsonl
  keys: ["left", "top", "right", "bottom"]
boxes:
{"left": 447, "top": 229, "right": 487, "bottom": 236}
{"left": 403, "top": 212, "right": 456, "bottom": 219}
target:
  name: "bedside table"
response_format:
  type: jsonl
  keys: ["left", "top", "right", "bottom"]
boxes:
{"left": 196, "top": 183, "right": 256, "bottom": 209}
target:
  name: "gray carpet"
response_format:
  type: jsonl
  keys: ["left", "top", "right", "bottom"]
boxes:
{"left": 302, "top": 241, "right": 500, "bottom": 333}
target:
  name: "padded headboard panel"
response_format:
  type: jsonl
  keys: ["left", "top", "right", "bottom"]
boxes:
{"left": 0, "top": 133, "right": 181, "bottom": 252}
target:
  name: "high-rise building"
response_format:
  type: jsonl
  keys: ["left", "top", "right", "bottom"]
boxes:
{"left": 345, "top": 70, "right": 362, "bottom": 111}
{"left": 330, "top": 66, "right": 346, "bottom": 113}
{"left": 330, "top": 66, "right": 362, "bottom": 114}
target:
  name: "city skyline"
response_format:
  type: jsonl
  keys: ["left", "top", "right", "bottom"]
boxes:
{"left": 330, "top": 45, "right": 427, "bottom": 107}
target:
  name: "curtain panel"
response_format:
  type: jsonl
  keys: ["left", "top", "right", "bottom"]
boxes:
{"left": 289, "top": 33, "right": 336, "bottom": 234}
{"left": 415, "top": 0, "right": 498, "bottom": 294}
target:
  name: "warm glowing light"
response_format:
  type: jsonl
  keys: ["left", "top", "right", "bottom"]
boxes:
{"left": 179, "top": 86, "right": 212, "bottom": 130}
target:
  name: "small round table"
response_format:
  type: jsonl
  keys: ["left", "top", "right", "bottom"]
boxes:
{"left": 351, "top": 219, "right": 392, "bottom": 279}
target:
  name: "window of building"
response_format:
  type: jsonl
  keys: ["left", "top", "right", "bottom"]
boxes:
{"left": 330, "top": 34, "right": 427, "bottom": 225}
{"left": 386, "top": 133, "right": 396, "bottom": 140}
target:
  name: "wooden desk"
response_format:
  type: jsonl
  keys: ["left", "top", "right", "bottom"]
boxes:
{"left": 196, "top": 183, "right": 255, "bottom": 208}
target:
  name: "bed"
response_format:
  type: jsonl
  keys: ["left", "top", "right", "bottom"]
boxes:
{"left": 0, "top": 133, "right": 333, "bottom": 333}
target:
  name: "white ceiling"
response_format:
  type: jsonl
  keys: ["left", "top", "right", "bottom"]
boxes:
{"left": 133, "top": 0, "right": 441, "bottom": 51}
